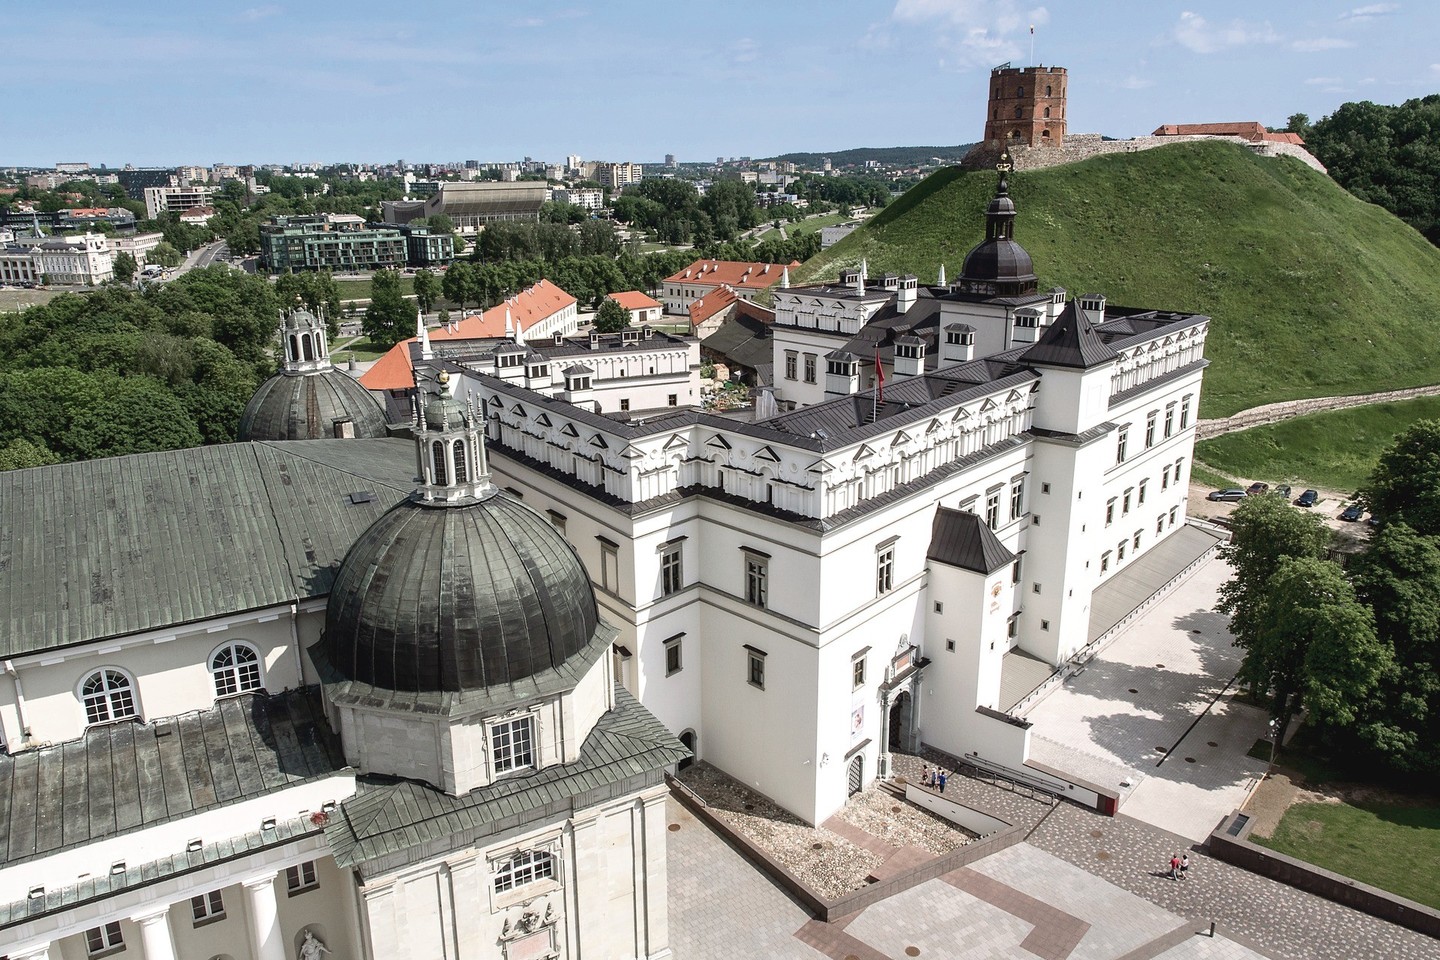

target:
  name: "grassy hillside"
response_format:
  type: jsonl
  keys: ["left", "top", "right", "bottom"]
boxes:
{"left": 796, "top": 141, "right": 1440, "bottom": 417}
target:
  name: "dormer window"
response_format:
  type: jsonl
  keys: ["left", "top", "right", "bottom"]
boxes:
{"left": 490, "top": 715, "right": 535, "bottom": 775}
{"left": 81, "top": 669, "right": 138, "bottom": 725}
{"left": 211, "top": 642, "right": 263, "bottom": 697}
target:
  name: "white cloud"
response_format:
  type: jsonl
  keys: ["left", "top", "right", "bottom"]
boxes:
{"left": 1291, "top": 37, "right": 1355, "bottom": 52}
{"left": 1339, "top": 3, "right": 1398, "bottom": 21}
{"left": 1173, "top": 11, "right": 1279, "bottom": 54}
{"left": 1117, "top": 75, "right": 1153, "bottom": 90}
{"left": 732, "top": 38, "right": 760, "bottom": 63}
{"left": 509, "top": 17, "right": 545, "bottom": 28}
{"left": 890, "top": 1, "right": 1050, "bottom": 70}
{"left": 236, "top": 5, "right": 281, "bottom": 22}
{"left": 1304, "top": 76, "right": 1342, "bottom": 85}
{"left": 1431, "top": 63, "right": 1440, "bottom": 73}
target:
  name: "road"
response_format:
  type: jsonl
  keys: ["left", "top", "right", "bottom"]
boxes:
{"left": 174, "top": 240, "right": 229, "bottom": 277}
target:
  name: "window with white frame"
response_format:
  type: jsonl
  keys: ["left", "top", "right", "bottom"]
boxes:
{"left": 852, "top": 653, "right": 866, "bottom": 690}
{"left": 86, "top": 922, "right": 124, "bottom": 957}
{"left": 191, "top": 890, "right": 225, "bottom": 925}
{"left": 1101, "top": 551, "right": 1111, "bottom": 573}
{"left": 1169, "top": 506, "right": 1178, "bottom": 527}
{"left": 876, "top": 544, "right": 895, "bottom": 595}
{"left": 1133, "top": 530, "right": 1142, "bottom": 552}
{"left": 1115, "top": 426, "right": 1129, "bottom": 464}
{"left": 1012, "top": 557, "right": 1023, "bottom": 584}
{"left": 1123, "top": 488, "right": 1132, "bottom": 515}
{"left": 211, "top": 642, "right": 263, "bottom": 697}
{"left": 1164, "top": 403, "right": 1175, "bottom": 438}
{"left": 1145, "top": 411, "right": 1157, "bottom": 448}
{"left": 665, "top": 634, "right": 683, "bottom": 676}
{"left": 785, "top": 350, "right": 798, "bottom": 380}
{"left": 1174, "top": 458, "right": 1184, "bottom": 485}
{"left": 1105, "top": 498, "right": 1116, "bottom": 526}
{"left": 660, "top": 542, "right": 683, "bottom": 597}
{"left": 1138, "top": 479, "right": 1148, "bottom": 506}
{"left": 747, "top": 647, "right": 766, "bottom": 689}
{"left": 1162, "top": 465, "right": 1171, "bottom": 490}
{"left": 1118, "top": 540, "right": 1127, "bottom": 562}
{"left": 547, "top": 510, "right": 567, "bottom": 536}
{"left": 1180, "top": 394, "right": 1192, "bottom": 430}
{"left": 985, "top": 489, "right": 1001, "bottom": 530}
{"left": 286, "top": 860, "right": 318, "bottom": 894}
{"left": 494, "top": 849, "right": 555, "bottom": 894}
{"left": 744, "top": 552, "right": 768, "bottom": 607}
{"left": 1009, "top": 477, "right": 1025, "bottom": 520}
{"left": 490, "top": 716, "right": 535, "bottom": 775}
{"left": 81, "top": 669, "right": 137, "bottom": 725}
{"left": 804, "top": 353, "right": 817, "bottom": 383}
{"left": 1156, "top": 515, "right": 1165, "bottom": 535}
{"left": 599, "top": 538, "right": 619, "bottom": 593}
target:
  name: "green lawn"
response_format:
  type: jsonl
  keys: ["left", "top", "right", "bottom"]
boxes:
{"left": 787, "top": 212, "right": 853, "bottom": 237}
{"left": 1188, "top": 462, "right": 1237, "bottom": 490}
{"left": 1195, "top": 395, "right": 1440, "bottom": 493}
{"left": 1253, "top": 800, "right": 1440, "bottom": 909}
{"left": 334, "top": 276, "right": 414, "bottom": 301}
{"left": 800, "top": 141, "right": 1440, "bottom": 417}
{"left": 332, "top": 337, "right": 392, "bottom": 361}
{"left": 0, "top": 289, "right": 69, "bottom": 312}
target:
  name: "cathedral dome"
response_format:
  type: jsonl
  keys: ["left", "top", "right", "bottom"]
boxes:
{"left": 322, "top": 490, "right": 601, "bottom": 694}
{"left": 957, "top": 157, "right": 1039, "bottom": 297}
{"left": 238, "top": 368, "right": 388, "bottom": 441}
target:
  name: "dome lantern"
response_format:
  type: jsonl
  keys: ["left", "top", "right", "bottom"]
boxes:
{"left": 957, "top": 152, "right": 1039, "bottom": 297}
{"left": 413, "top": 370, "right": 495, "bottom": 505}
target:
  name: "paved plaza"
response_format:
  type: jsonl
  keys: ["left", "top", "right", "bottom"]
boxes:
{"left": 667, "top": 787, "right": 1440, "bottom": 960}
{"left": 1023, "top": 556, "right": 1271, "bottom": 841}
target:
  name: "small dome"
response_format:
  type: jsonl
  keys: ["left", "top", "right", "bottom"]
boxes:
{"left": 959, "top": 239, "right": 1037, "bottom": 290}
{"left": 238, "top": 369, "right": 388, "bottom": 441}
{"left": 424, "top": 395, "right": 468, "bottom": 431}
{"left": 323, "top": 493, "right": 600, "bottom": 693}
{"left": 282, "top": 305, "right": 318, "bottom": 331}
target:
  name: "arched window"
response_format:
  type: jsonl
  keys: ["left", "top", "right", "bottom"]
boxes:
{"left": 1013, "top": 106, "right": 1022, "bottom": 119}
{"left": 1044, "top": 106, "right": 1051, "bottom": 118}
{"left": 1042, "top": 130, "right": 1051, "bottom": 138}
{"left": 1045, "top": 84, "right": 1052, "bottom": 97}
{"left": 81, "top": 669, "right": 137, "bottom": 725}
{"left": 289, "top": 335, "right": 300, "bottom": 362}
{"left": 432, "top": 440, "right": 448, "bottom": 484}
{"left": 211, "top": 642, "right": 263, "bottom": 697}
{"left": 452, "top": 440, "right": 468, "bottom": 482}
{"left": 302, "top": 334, "right": 315, "bottom": 361}
{"left": 1016, "top": 85, "right": 1024, "bottom": 98}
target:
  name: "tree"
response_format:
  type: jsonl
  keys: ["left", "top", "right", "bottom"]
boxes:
{"left": 442, "top": 261, "right": 476, "bottom": 315}
{"left": 0, "top": 437, "right": 60, "bottom": 471}
{"left": 1286, "top": 113, "right": 1313, "bottom": 138}
{"left": 593, "top": 296, "right": 630, "bottom": 334}
{"left": 149, "top": 242, "right": 182, "bottom": 268}
{"left": 112, "top": 252, "right": 137, "bottom": 284}
{"left": 1362, "top": 419, "right": 1440, "bottom": 536}
{"left": 413, "top": 268, "right": 439, "bottom": 315}
{"left": 364, "top": 270, "right": 412, "bottom": 348}
{"left": 426, "top": 213, "right": 455, "bottom": 235}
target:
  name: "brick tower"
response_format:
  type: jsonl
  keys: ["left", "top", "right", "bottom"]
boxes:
{"left": 983, "top": 64, "right": 1067, "bottom": 148}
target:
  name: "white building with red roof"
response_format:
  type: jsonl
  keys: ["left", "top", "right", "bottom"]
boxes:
{"left": 607, "top": 291, "right": 663, "bottom": 326}
{"left": 662, "top": 258, "right": 798, "bottom": 316}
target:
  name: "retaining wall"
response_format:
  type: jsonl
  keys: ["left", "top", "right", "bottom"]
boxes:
{"left": 963, "top": 134, "right": 1327, "bottom": 176}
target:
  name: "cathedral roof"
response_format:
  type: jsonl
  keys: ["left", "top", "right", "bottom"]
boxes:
{"left": 238, "top": 368, "right": 388, "bottom": 441}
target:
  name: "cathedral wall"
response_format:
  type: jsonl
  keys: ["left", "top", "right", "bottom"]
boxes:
{"left": 343, "top": 706, "right": 444, "bottom": 788}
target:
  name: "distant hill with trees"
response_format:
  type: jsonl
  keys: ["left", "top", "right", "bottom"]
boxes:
{"left": 764, "top": 144, "right": 976, "bottom": 168}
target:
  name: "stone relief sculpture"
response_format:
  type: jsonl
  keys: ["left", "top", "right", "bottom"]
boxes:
{"left": 298, "top": 930, "right": 330, "bottom": 960}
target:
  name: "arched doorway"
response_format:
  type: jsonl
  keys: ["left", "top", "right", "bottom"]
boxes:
{"left": 888, "top": 690, "right": 913, "bottom": 752}
{"left": 847, "top": 753, "right": 864, "bottom": 796}
{"left": 678, "top": 730, "right": 696, "bottom": 771}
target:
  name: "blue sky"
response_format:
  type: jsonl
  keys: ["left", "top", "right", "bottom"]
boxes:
{"left": 5, "top": 1, "right": 1435, "bottom": 167}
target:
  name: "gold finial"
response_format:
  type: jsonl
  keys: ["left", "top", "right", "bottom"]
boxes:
{"left": 438, "top": 370, "right": 451, "bottom": 386}
{"left": 996, "top": 152, "right": 1013, "bottom": 174}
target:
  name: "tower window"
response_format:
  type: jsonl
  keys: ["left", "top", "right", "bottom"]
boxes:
{"left": 210, "top": 642, "right": 263, "bottom": 697}
{"left": 431, "top": 440, "right": 447, "bottom": 484}
{"left": 453, "top": 440, "right": 468, "bottom": 482}
{"left": 1046, "top": 84, "right": 1052, "bottom": 96}
{"left": 490, "top": 715, "right": 536, "bottom": 775}
{"left": 494, "top": 850, "right": 555, "bottom": 894}
{"left": 661, "top": 543, "right": 683, "bottom": 596}
{"left": 1014, "top": 106, "right": 1023, "bottom": 119}
{"left": 1044, "top": 106, "right": 1051, "bottom": 118}
{"left": 1016, "top": 85, "right": 1024, "bottom": 97}
{"left": 81, "top": 669, "right": 137, "bottom": 725}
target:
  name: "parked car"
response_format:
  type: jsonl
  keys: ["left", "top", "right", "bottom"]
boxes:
{"left": 1207, "top": 489, "right": 1246, "bottom": 502}
{"left": 1275, "top": 484, "right": 1292, "bottom": 500}
{"left": 1340, "top": 503, "right": 1365, "bottom": 521}
{"left": 1247, "top": 482, "right": 1269, "bottom": 496}
{"left": 1295, "top": 489, "right": 1318, "bottom": 507}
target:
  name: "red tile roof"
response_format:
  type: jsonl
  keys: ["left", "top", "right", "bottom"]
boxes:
{"left": 608, "top": 291, "right": 662, "bottom": 311}
{"left": 359, "top": 278, "right": 578, "bottom": 391}
{"left": 688, "top": 285, "right": 739, "bottom": 327}
{"left": 665, "top": 259, "right": 799, "bottom": 291}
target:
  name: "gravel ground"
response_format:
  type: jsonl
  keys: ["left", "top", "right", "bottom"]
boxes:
{"left": 678, "top": 762, "right": 976, "bottom": 899}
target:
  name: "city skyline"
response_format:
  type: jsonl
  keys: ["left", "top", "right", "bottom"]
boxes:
{"left": 4, "top": 0, "right": 1435, "bottom": 167}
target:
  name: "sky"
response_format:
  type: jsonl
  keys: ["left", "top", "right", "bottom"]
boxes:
{"left": 5, "top": 1, "right": 1436, "bottom": 167}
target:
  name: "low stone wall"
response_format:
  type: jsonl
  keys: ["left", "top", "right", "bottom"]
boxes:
{"left": 1209, "top": 810, "right": 1440, "bottom": 938}
{"left": 963, "top": 134, "right": 1327, "bottom": 176}
{"left": 668, "top": 775, "right": 1025, "bottom": 922}
{"left": 1196, "top": 382, "right": 1440, "bottom": 440}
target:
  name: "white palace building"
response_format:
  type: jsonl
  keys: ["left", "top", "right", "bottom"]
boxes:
{"left": 0, "top": 159, "right": 1214, "bottom": 960}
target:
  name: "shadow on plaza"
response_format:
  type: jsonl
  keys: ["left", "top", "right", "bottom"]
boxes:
{"left": 1040, "top": 606, "right": 1262, "bottom": 790}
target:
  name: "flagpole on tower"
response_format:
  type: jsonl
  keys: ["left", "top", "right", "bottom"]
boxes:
{"left": 1030, "top": 24, "right": 1035, "bottom": 64}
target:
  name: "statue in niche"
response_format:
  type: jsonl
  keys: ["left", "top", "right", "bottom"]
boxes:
{"left": 298, "top": 930, "right": 330, "bottom": 960}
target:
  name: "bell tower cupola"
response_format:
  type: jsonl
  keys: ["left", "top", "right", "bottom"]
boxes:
{"left": 413, "top": 370, "right": 495, "bottom": 505}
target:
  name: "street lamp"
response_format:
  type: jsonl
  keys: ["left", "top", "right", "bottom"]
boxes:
{"left": 1268, "top": 718, "right": 1278, "bottom": 769}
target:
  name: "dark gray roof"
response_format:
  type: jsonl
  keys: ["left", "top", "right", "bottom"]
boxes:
{"left": 700, "top": 312, "right": 773, "bottom": 373}
{"left": 0, "top": 688, "right": 344, "bottom": 869}
{"left": 927, "top": 506, "right": 1016, "bottom": 574}
{"left": 323, "top": 492, "right": 601, "bottom": 695}
{"left": 1019, "top": 301, "right": 1119, "bottom": 369}
{"left": 324, "top": 685, "right": 687, "bottom": 870}
{"left": 0, "top": 439, "right": 417, "bottom": 658}
{"left": 238, "top": 369, "right": 388, "bottom": 442}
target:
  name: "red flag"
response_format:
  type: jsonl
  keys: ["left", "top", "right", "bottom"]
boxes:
{"left": 875, "top": 349, "right": 885, "bottom": 404}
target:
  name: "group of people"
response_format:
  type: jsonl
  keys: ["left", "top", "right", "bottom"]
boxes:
{"left": 1168, "top": 853, "right": 1191, "bottom": 881}
{"left": 919, "top": 764, "right": 949, "bottom": 793}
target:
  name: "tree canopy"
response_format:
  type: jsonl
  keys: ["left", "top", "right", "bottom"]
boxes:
{"left": 363, "top": 269, "right": 412, "bottom": 348}
{"left": 593, "top": 296, "right": 630, "bottom": 333}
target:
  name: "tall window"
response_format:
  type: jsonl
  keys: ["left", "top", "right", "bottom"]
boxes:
{"left": 784, "top": 351, "right": 797, "bottom": 380}
{"left": 665, "top": 635, "right": 683, "bottom": 676}
{"left": 876, "top": 545, "right": 895, "bottom": 595}
{"left": 1010, "top": 478, "right": 1025, "bottom": 520}
{"left": 82, "top": 670, "right": 136, "bottom": 725}
{"left": 804, "top": 353, "right": 817, "bottom": 383}
{"left": 1164, "top": 403, "right": 1175, "bottom": 439}
{"left": 1105, "top": 498, "right": 1116, "bottom": 526}
{"left": 494, "top": 850, "right": 554, "bottom": 893}
{"left": 1180, "top": 395, "right": 1193, "bottom": 430}
{"left": 1138, "top": 479, "right": 1148, "bottom": 505}
{"left": 1115, "top": 427, "right": 1129, "bottom": 464}
{"left": 745, "top": 555, "right": 769, "bottom": 607}
{"left": 286, "top": 860, "right": 319, "bottom": 894}
{"left": 1101, "top": 551, "right": 1111, "bottom": 573}
{"left": 1145, "top": 411, "right": 1157, "bottom": 448}
{"left": 985, "top": 490, "right": 1001, "bottom": 530}
{"left": 1133, "top": 530, "right": 1142, "bottom": 552}
{"left": 191, "top": 890, "right": 225, "bottom": 925}
{"left": 1123, "top": 489, "right": 1132, "bottom": 515}
{"left": 1162, "top": 465, "right": 1171, "bottom": 490}
{"left": 453, "top": 440, "right": 469, "bottom": 482}
{"left": 600, "top": 540, "right": 618, "bottom": 593}
{"left": 852, "top": 654, "right": 866, "bottom": 690}
{"left": 431, "top": 439, "right": 448, "bottom": 484}
{"left": 86, "top": 922, "right": 124, "bottom": 957}
{"left": 660, "top": 543, "right": 683, "bottom": 596}
{"left": 747, "top": 648, "right": 766, "bottom": 689}
{"left": 211, "top": 643, "right": 262, "bottom": 697}
{"left": 491, "top": 716, "right": 535, "bottom": 774}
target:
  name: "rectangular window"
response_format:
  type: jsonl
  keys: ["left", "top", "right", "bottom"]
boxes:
{"left": 1145, "top": 411, "right": 1157, "bottom": 448}
{"left": 286, "top": 860, "right": 319, "bottom": 894}
{"left": 668, "top": 394, "right": 677, "bottom": 406}
{"left": 852, "top": 655, "right": 866, "bottom": 690}
{"left": 945, "top": 639, "right": 956, "bottom": 652}
{"left": 934, "top": 601, "right": 944, "bottom": 613}
{"left": 547, "top": 510, "right": 567, "bottom": 535}
{"left": 803, "top": 353, "right": 817, "bottom": 383}
{"left": 1162, "top": 466, "right": 1171, "bottom": 491}
{"left": 1118, "top": 540, "right": 1127, "bottom": 562}
{"left": 665, "top": 635, "right": 683, "bottom": 676}
{"left": 1116, "top": 427, "right": 1129, "bottom": 464}
{"left": 1133, "top": 530, "right": 1142, "bottom": 551}
{"left": 1123, "top": 489, "right": 1132, "bottom": 515}
{"left": 1180, "top": 395, "right": 1192, "bottom": 430}
{"left": 744, "top": 554, "right": 769, "bottom": 607}
{"left": 785, "top": 350, "right": 798, "bottom": 380}
{"left": 1041, "top": 481, "right": 1051, "bottom": 494}
{"left": 1007, "top": 615, "right": 1019, "bottom": 639}
{"left": 1138, "top": 479, "right": 1147, "bottom": 505}
{"left": 1101, "top": 551, "right": 1111, "bottom": 573}
{"left": 1169, "top": 506, "right": 1178, "bottom": 527}
{"left": 1164, "top": 403, "right": 1175, "bottom": 438}
{"left": 490, "top": 716, "right": 535, "bottom": 774}
{"left": 876, "top": 545, "right": 895, "bottom": 595}
{"left": 747, "top": 648, "right": 766, "bottom": 689}
{"left": 494, "top": 850, "right": 555, "bottom": 893}
{"left": 87, "top": 922, "right": 124, "bottom": 957}
{"left": 600, "top": 539, "right": 618, "bottom": 593}
{"left": 985, "top": 490, "right": 1001, "bottom": 530}
{"left": 1156, "top": 515, "right": 1165, "bottom": 535}
{"left": 191, "top": 890, "right": 225, "bottom": 925}
{"left": 1009, "top": 478, "right": 1025, "bottom": 520}
{"left": 1174, "top": 458, "right": 1184, "bottom": 486}
{"left": 660, "top": 543, "right": 683, "bottom": 596}
{"left": 1012, "top": 558, "right": 1022, "bottom": 584}
{"left": 1105, "top": 498, "right": 1116, "bottom": 526}
{"left": 620, "top": 398, "right": 630, "bottom": 412}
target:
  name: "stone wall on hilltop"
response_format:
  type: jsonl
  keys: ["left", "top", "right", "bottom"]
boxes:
{"left": 962, "top": 134, "right": 1327, "bottom": 176}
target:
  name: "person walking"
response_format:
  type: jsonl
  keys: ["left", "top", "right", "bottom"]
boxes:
{"left": 1169, "top": 854, "right": 1181, "bottom": 881}
{"left": 938, "top": 769, "right": 948, "bottom": 793}
{"left": 1180, "top": 854, "right": 1190, "bottom": 880}
{"left": 921, "top": 764, "right": 932, "bottom": 787}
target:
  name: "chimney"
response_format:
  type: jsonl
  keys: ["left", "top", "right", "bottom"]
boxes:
{"left": 643, "top": 325, "right": 654, "bottom": 339}
{"left": 1011, "top": 307, "right": 1043, "bottom": 345}
{"left": 892, "top": 336, "right": 926, "bottom": 379}
{"left": 896, "top": 275, "right": 918, "bottom": 313}
{"left": 589, "top": 330, "right": 601, "bottom": 351}
{"left": 824, "top": 351, "right": 860, "bottom": 397}
{"left": 940, "top": 323, "right": 976, "bottom": 365}
{"left": 1078, "top": 293, "right": 1107, "bottom": 327}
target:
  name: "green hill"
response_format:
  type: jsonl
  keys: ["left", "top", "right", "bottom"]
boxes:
{"left": 796, "top": 141, "right": 1440, "bottom": 418}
